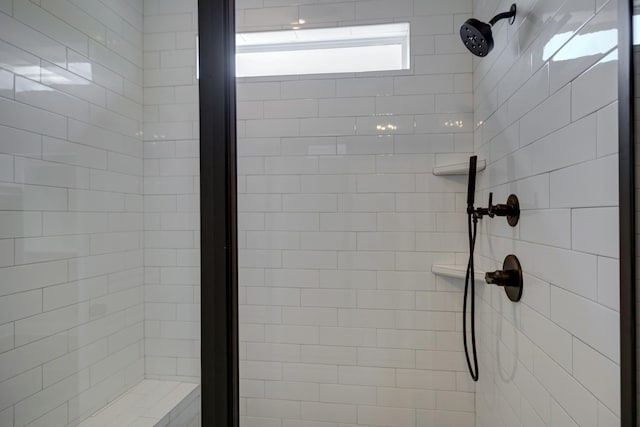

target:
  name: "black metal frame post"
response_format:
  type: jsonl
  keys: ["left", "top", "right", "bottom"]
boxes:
{"left": 198, "top": 0, "right": 238, "bottom": 425}
{"left": 619, "top": 0, "right": 636, "bottom": 425}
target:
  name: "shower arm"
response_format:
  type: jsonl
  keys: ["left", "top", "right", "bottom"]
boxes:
{"left": 488, "top": 4, "right": 517, "bottom": 26}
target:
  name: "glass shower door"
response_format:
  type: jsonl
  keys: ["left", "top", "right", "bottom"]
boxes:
{"left": 236, "top": 1, "right": 475, "bottom": 426}
{"left": 0, "top": 1, "right": 202, "bottom": 426}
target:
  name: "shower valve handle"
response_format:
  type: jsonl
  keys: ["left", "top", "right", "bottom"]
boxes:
{"left": 485, "top": 269, "right": 518, "bottom": 287}
{"left": 486, "top": 193, "right": 520, "bottom": 226}
{"left": 487, "top": 192, "right": 512, "bottom": 217}
{"left": 485, "top": 254, "right": 523, "bottom": 302}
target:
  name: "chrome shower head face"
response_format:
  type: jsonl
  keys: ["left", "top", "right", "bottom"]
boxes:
{"left": 460, "top": 19, "right": 493, "bottom": 57}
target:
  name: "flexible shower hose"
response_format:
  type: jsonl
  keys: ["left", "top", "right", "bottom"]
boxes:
{"left": 463, "top": 212, "right": 479, "bottom": 381}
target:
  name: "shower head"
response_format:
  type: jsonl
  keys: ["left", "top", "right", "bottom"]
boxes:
{"left": 460, "top": 4, "right": 516, "bottom": 57}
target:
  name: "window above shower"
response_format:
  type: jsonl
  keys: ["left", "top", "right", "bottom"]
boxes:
{"left": 236, "top": 22, "right": 410, "bottom": 77}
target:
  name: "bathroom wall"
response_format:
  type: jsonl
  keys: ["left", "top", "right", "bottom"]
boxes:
{"left": 473, "top": 0, "right": 620, "bottom": 426}
{"left": 236, "top": 0, "right": 477, "bottom": 425}
{"left": 0, "top": 1, "right": 145, "bottom": 426}
{"left": 142, "top": 0, "right": 201, "bottom": 383}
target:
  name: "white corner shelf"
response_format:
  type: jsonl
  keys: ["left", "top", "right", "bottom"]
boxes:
{"left": 432, "top": 264, "right": 485, "bottom": 282}
{"left": 432, "top": 159, "right": 486, "bottom": 176}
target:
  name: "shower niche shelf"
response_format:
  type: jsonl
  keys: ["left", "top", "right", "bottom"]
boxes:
{"left": 432, "top": 264, "right": 486, "bottom": 281}
{"left": 432, "top": 158, "right": 486, "bottom": 176}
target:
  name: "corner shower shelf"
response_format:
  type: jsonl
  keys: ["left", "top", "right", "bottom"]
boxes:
{"left": 432, "top": 264, "right": 486, "bottom": 281}
{"left": 432, "top": 158, "right": 486, "bottom": 176}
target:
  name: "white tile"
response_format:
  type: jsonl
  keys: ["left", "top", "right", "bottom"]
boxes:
{"left": 244, "top": 6, "right": 299, "bottom": 27}
{"left": 519, "top": 85, "right": 571, "bottom": 147}
{"left": 520, "top": 305, "right": 572, "bottom": 371}
{"left": 337, "top": 194, "right": 394, "bottom": 212}
{"left": 319, "top": 383, "right": 375, "bottom": 405}
{"left": 15, "top": 157, "right": 90, "bottom": 189}
{"left": 301, "top": 345, "right": 356, "bottom": 365}
{"left": 395, "top": 311, "right": 456, "bottom": 331}
{"left": 597, "top": 101, "right": 618, "bottom": 157}
{"left": 283, "top": 250, "right": 336, "bottom": 269}
{"left": 378, "top": 387, "right": 436, "bottom": 409}
{"left": 246, "top": 343, "right": 300, "bottom": 362}
{"left": 319, "top": 327, "right": 376, "bottom": 346}
{"left": 528, "top": 113, "right": 597, "bottom": 175}
{"left": 516, "top": 241, "right": 598, "bottom": 300}
{"left": 283, "top": 194, "right": 336, "bottom": 213}
{"left": 356, "top": 116, "right": 415, "bottom": 136}
{"left": 0, "top": 260, "right": 68, "bottom": 297}
{"left": 338, "top": 251, "right": 394, "bottom": 271}
{"left": 0, "top": 11, "right": 67, "bottom": 66}
{"left": 320, "top": 155, "right": 375, "bottom": 174}
{"left": 395, "top": 369, "right": 456, "bottom": 390}
{"left": 377, "top": 271, "right": 432, "bottom": 291}
{"left": 0, "top": 367, "right": 42, "bottom": 411}
{"left": 416, "top": 409, "right": 474, "bottom": 427}
{"left": 301, "top": 289, "right": 356, "bottom": 307}
{"left": 549, "top": 0, "right": 616, "bottom": 94}
{"left": 265, "top": 325, "right": 319, "bottom": 345}
{"left": 0, "top": 96, "right": 67, "bottom": 139}
{"left": 265, "top": 269, "right": 319, "bottom": 288}
{"left": 283, "top": 363, "right": 337, "bottom": 384}
{"left": 16, "top": 76, "right": 90, "bottom": 122}
{"left": 0, "top": 238, "right": 12, "bottom": 269}
{"left": 301, "top": 402, "right": 356, "bottom": 424}
{"left": 357, "top": 347, "right": 415, "bottom": 369}
{"left": 319, "top": 269, "right": 376, "bottom": 289}
{"left": 0, "top": 211, "right": 42, "bottom": 239}
{"left": 0, "top": 290, "right": 42, "bottom": 326}
{"left": 533, "top": 349, "right": 597, "bottom": 427}
{"left": 357, "top": 290, "right": 415, "bottom": 310}
{"left": 0, "top": 334, "right": 66, "bottom": 385}
{"left": 357, "top": 405, "right": 415, "bottom": 427}
{"left": 436, "top": 391, "right": 474, "bottom": 412}
{"left": 264, "top": 99, "right": 318, "bottom": 119}
{"left": 338, "top": 309, "right": 394, "bottom": 329}
{"left": 300, "top": 3, "right": 356, "bottom": 23}
{"left": 266, "top": 381, "right": 318, "bottom": 401}
{"left": 519, "top": 210, "right": 571, "bottom": 248}
{"left": 572, "top": 338, "right": 619, "bottom": 416}
{"left": 571, "top": 207, "right": 618, "bottom": 257}
{"left": 549, "top": 286, "right": 619, "bottom": 362}
{"left": 281, "top": 80, "right": 335, "bottom": 99}
{"left": 597, "top": 401, "right": 620, "bottom": 427}
{"left": 597, "top": 256, "right": 619, "bottom": 310}
{"left": 550, "top": 155, "right": 618, "bottom": 208}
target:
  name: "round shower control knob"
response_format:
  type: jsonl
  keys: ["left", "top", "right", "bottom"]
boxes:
{"left": 485, "top": 254, "right": 523, "bottom": 302}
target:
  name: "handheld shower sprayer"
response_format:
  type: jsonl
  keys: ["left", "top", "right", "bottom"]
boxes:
{"left": 463, "top": 156, "right": 480, "bottom": 381}
{"left": 467, "top": 156, "right": 477, "bottom": 214}
{"left": 463, "top": 156, "right": 523, "bottom": 381}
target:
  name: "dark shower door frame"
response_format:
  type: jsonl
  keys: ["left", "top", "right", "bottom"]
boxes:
{"left": 198, "top": 0, "right": 239, "bottom": 426}
{"left": 197, "top": 0, "right": 637, "bottom": 425}
{"left": 619, "top": 0, "right": 637, "bottom": 425}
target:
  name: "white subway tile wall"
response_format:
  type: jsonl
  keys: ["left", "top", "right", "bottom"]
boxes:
{"left": 0, "top": 1, "right": 145, "bottom": 426}
{"left": 143, "top": 0, "right": 201, "bottom": 383}
{"left": 237, "top": 0, "right": 475, "bottom": 426}
{"left": 473, "top": 0, "right": 620, "bottom": 426}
